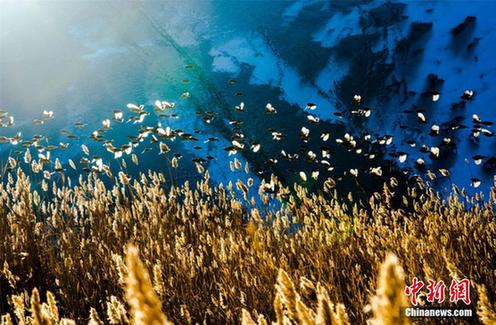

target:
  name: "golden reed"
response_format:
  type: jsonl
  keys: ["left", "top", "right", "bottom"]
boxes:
{"left": 0, "top": 168, "right": 495, "bottom": 324}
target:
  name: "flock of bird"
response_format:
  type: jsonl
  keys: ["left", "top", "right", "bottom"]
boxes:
{"left": 0, "top": 82, "right": 495, "bottom": 192}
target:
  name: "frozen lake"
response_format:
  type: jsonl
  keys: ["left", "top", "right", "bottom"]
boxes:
{"left": 1, "top": 0, "right": 495, "bottom": 196}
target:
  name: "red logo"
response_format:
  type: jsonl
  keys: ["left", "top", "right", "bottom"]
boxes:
{"left": 426, "top": 279, "right": 446, "bottom": 303}
{"left": 404, "top": 277, "right": 424, "bottom": 306}
{"left": 449, "top": 279, "right": 471, "bottom": 305}
{"left": 405, "top": 278, "right": 471, "bottom": 306}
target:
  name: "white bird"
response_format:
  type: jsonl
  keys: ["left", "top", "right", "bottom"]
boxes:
{"left": 463, "top": 90, "right": 474, "bottom": 99}
{"left": 232, "top": 140, "right": 244, "bottom": 150}
{"left": 81, "top": 144, "right": 90, "bottom": 156}
{"left": 159, "top": 142, "right": 170, "bottom": 154}
{"left": 42, "top": 110, "right": 54, "bottom": 119}
{"left": 370, "top": 166, "right": 382, "bottom": 176}
{"left": 417, "top": 112, "right": 426, "bottom": 123}
{"left": 307, "top": 115, "right": 320, "bottom": 123}
{"left": 307, "top": 151, "right": 317, "bottom": 161}
{"left": 439, "top": 169, "right": 450, "bottom": 177}
{"left": 92, "top": 157, "right": 104, "bottom": 172}
{"left": 251, "top": 143, "right": 261, "bottom": 153}
{"left": 127, "top": 103, "right": 143, "bottom": 112}
{"left": 305, "top": 103, "right": 317, "bottom": 110}
{"left": 300, "top": 127, "right": 310, "bottom": 138}
{"left": 54, "top": 158, "right": 63, "bottom": 171}
{"left": 430, "top": 147, "right": 440, "bottom": 158}
{"left": 235, "top": 102, "right": 245, "bottom": 111}
{"left": 68, "top": 159, "right": 77, "bottom": 170}
{"left": 471, "top": 178, "right": 481, "bottom": 188}
{"left": 265, "top": 103, "right": 277, "bottom": 114}
{"left": 113, "top": 110, "right": 124, "bottom": 121}
{"left": 154, "top": 100, "right": 175, "bottom": 111}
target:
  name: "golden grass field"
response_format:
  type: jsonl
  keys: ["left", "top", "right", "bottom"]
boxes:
{"left": 0, "top": 168, "right": 495, "bottom": 324}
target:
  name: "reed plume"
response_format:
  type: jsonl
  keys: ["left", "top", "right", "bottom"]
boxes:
{"left": 369, "top": 254, "right": 409, "bottom": 325}
{"left": 0, "top": 168, "right": 493, "bottom": 324}
{"left": 477, "top": 285, "right": 496, "bottom": 325}
{"left": 125, "top": 245, "right": 171, "bottom": 325}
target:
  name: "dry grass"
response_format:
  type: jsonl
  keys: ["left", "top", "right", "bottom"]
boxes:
{"left": 0, "top": 168, "right": 495, "bottom": 324}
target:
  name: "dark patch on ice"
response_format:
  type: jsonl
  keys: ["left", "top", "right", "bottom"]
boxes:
{"left": 258, "top": 1, "right": 334, "bottom": 82}
{"left": 450, "top": 16, "right": 477, "bottom": 54}
{"left": 361, "top": 2, "right": 407, "bottom": 28}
